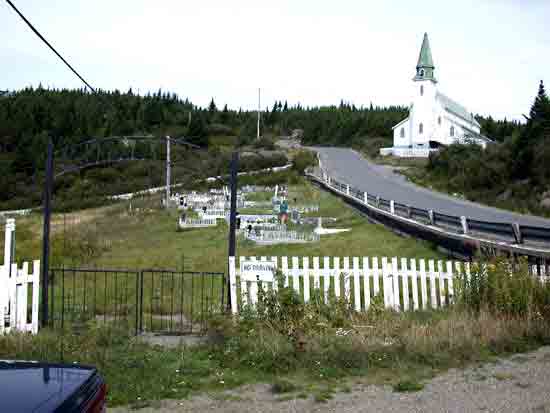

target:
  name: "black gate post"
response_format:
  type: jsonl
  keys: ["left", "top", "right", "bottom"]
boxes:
{"left": 41, "top": 139, "right": 54, "bottom": 328}
{"left": 227, "top": 151, "right": 239, "bottom": 312}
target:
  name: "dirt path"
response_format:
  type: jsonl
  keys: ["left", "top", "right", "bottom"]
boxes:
{"left": 110, "top": 346, "right": 550, "bottom": 413}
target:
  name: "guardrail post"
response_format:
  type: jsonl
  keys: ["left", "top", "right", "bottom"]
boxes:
{"left": 390, "top": 200, "right": 395, "bottom": 215}
{"left": 428, "top": 210, "right": 435, "bottom": 226}
{"left": 364, "top": 192, "right": 368, "bottom": 205}
{"left": 406, "top": 205, "right": 412, "bottom": 218}
{"left": 376, "top": 196, "right": 381, "bottom": 208}
{"left": 460, "top": 216, "right": 469, "bottom": 235}
{"left": 512, "top": 223, "right": 523, "bottom": 244}
{"left": 346, "top": 185, "right": 350, "bottom": 196}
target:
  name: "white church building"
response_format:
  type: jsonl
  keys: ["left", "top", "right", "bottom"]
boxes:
{"left": 381, "top": 33, "right": 491, "bottom": 158}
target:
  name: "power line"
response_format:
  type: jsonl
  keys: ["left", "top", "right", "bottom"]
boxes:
{"left": 5, "top": 0, "right": 96, "bottom": 93}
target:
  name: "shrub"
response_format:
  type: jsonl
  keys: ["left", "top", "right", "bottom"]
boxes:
{"left": 454, "top": 257, "right": 550, "bottom": 319}
{"left": 292, "top": 150, "right": 318, "bottom": 174}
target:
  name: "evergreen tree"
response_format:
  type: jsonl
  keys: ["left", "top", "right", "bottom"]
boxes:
{"left": 529, "top": 80, "right": 550, "bottom": 123}
{"left": 208, "top": 98, "right": 217, "bottom": 114}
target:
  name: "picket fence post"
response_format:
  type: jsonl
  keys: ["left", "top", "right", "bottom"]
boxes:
{"left": 419, "top": 259, "right": 428, "bottom": 309}
{"left": 401, "top": 258, "right": 409, "bottom": 311}
{"left": 391, "top": 257, "right": 400, "bottom": 311}
{"left": 410, "top": 259, "right": 419, "bottom": 310}
{"left": 313, "top": 257, "right": 320, "bottom": 291}
{"left": 229, "top": 256, "right": 238, "bottom": 314}
{"left": 323, "top": 257, "right": 330, "bottom": 303}
{"left": 362, "top": 257, "right": 371, "bottom": 311}
{"left": 303, "top": 257, "right": 310, "bottom": 303}
{"left": 381, "top": 257, "right": 391, "bottom": 308}
{"left": 352, "top": 257, "right": 361, "bottom": 312}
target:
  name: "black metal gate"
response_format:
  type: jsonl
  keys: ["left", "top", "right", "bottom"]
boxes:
{"left": 48, "top": 268, "right": 225, "bottom": 335}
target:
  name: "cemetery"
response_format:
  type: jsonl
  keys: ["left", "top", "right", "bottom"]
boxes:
{"left": 171, "top": 183, "right": 327, "bottom": 245}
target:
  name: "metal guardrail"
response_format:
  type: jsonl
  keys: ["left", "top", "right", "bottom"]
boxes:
{"left": 307, "top": 169, "right": 550, "bottom": 250}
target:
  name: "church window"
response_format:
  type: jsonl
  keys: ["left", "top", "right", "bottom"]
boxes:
{"left": 420, "top": 85, "right": 424, "bottom": 96}
{"left": 420, "top": 69, "right": 425, "bottom": 77}
{"left": 400, "top": 128, "right": 405, "bottom": 138}
{"left": 419, "top": 123, "right": 424, "bottom": 134}
{"left": 438, "top": 116, "right": 441, "bottom": 125}
{"left": 450, "top": 126, "right": 455, "bottom": 137}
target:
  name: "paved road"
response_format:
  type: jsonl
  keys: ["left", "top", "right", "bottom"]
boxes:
{"left": 314, "top": 147, "right": 550, "bottom": 229}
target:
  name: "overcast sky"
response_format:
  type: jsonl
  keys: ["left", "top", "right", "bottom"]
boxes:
{"left": 2, "top": 0, "right": 549, "bottom": 121}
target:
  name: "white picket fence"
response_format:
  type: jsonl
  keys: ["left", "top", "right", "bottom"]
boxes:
{"left": 229, "top": 256, "right": 466, "bottom": 314}
{"left": 199, "top": 209, "right": 227, "bottom": 219}
{"left": 1, "top": 219, "right": 41, "bottom": 335}
{"left": 1, "top": 261, "right": 41, "bottom": 335}
{"left": 178, "top": 218, "right": 218, "bottom": 229}
{"left": 244, "top": 231, "right": 320, "bottom": 245}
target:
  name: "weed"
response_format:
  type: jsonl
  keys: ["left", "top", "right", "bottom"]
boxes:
{"left": 314, "top": 389, "right": 334, "bottom": 403}
{"left": 272, "top": 379, "right": 298, "bottom": 394}
{"left": 493, "top": 373, "right": 514, "bottom": 381}
{"left": 393, "top": 380, "right": 424, "bottom": 392}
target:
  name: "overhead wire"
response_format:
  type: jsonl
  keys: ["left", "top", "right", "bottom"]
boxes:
{"left": 4, "top": 0, "right": 96, "bottom": 92}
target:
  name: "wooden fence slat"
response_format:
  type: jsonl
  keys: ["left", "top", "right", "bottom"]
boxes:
{"left": 381, "top": 257, "right": 392, "bottom": 308}
{"left": 17, "top": 264, "right": 28, "bottom": 330}
{"left": 292, "top": 257, "right": 300, "bottom": 294}
{"left": 303, "top": 257, "right": 310, "bottom": 303}
{"left": 323, "top": 257, "right": 330, "bottom": 304}
{"left": 333, "top": 257, "right": 341, "bottom": 299}
{"left": 239, "top": 256, "right": 248, "bottom": 307}
{"left": 229, "top": 257, "right": 238, "bottom": 314}
{"left": 363, "top": 257, "right": 371, "bottom": 311}
{"left": 401, "top": 258, "right": 409, "bottom": 311}
{"left": 391, "top": 257, "right": 400, "bottom": 311}
{"left": 419, "top": 259, "right": 428, "bottom": 310}
{"left": 282, "top": 256, "right": 289, "bottom": 288}
{"left": 353, "top": 257, "right": 361, "bottom": 312}
{"left": 9, "top": 263, "right": 17, "bottom": 328}
{"left": 249, "top": 257, "right": 259, "bottom": 306}
{"left": 260, "top": 256, "right": 269, "bottom": 295}
{"left": 446, "top": 261, "right": 454, "bottom": 304}
{"left": 372, "top": 257, "right": 380, "bottom": 297}
{"left": 343, "top": 257, "right": 351, "bottom": 302}
{"left": 428, "top": 260, "right": 438, "bottom": 309}
{"left": 0, "top": 265, "right": 5, "bottom": 334}
{"left": 313, "top": 257, "right": 320, "bottom": 291}
{"left": 271, "top": 256, "right": 278, "bottom": 292}
{"left": 438, "top": 261, "right": 446, "bottom": 307}
{"left": 410, "top": 259, "right": 419, "bottom": 310}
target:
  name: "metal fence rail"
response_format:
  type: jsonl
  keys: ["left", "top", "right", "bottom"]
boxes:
{"left": 307, "top": 168, "right": 550, "bottom": 252}
{"left": 49, "top": 268, "right": 225, "bottom": 335}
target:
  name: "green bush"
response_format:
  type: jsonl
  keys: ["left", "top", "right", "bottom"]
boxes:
{"left": 455, "top": 257, "right": 550, "bottom": 319}
{"left": 292, "top": 150, "right": 318, "bottom": 174}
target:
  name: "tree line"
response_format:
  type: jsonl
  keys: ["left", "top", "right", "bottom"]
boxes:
{"left": 0, "top": 85, "right": 523, "bottom": 209}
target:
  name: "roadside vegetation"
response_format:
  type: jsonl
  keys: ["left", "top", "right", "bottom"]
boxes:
{"left": 1, "top": 257, "right": 549, "bottom": 408}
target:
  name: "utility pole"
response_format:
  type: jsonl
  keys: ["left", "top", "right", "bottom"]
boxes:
{"left": 41, "top": 139, "right": 54, "bottom": 327}
{"left": 227, "top": 151, "right": 239, "bottom": 311}
{"left": 165, "top": 136, "right": 171, "bottom": 208}
{"left": 257, "top": 88, "right": 261, "bottom": 140}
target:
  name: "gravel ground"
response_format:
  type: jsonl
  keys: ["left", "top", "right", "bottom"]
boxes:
{"left": 111, "top": 346, "right": 550, "bottom": 413}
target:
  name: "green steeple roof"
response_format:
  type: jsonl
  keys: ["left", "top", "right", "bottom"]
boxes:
{"left": 417, "top": 33, "right": 434, "bottom": 68}
{"left": 414, "top": 33, "right": 436, "bottom": 82}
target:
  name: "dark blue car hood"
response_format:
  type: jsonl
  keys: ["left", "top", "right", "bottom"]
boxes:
{"left": 0, "top": 360, "right": 95, "bottom": 413}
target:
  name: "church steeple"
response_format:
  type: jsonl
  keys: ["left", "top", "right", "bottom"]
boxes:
{"left": 414, "top": 33, "right": 436, "bottom": 82}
